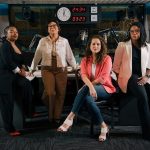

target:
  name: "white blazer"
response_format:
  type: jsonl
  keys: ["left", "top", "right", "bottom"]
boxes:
{"left": 113, "top": 40, "right": 150, "bottom": 93}
{"left": 31, "top": 36, "right": 76, "bottom": 70}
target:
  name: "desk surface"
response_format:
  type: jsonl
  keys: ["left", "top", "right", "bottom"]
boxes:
{"left": 33, "top": 70, "right": 77, "bottom": 78}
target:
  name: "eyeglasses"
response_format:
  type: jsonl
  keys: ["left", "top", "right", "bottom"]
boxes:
{"left": 129, "top": 29, "right": 140, "bottom": 34}
{"left": 48, "top": 24, "right": 58, "bottom": 28}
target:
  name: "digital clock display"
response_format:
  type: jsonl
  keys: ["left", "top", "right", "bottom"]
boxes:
{"left": 72, "top": 16, "right": 86, "bottom": 22}
{"left": 57, "top": 5, "right": 99, "bottom": 24}
{"left": 71, "top": 7, "right": 86, "bottom": 13}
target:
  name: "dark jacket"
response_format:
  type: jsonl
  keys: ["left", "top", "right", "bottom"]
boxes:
{"left": 0, "top": 40, "right": 25, "bottom": 94}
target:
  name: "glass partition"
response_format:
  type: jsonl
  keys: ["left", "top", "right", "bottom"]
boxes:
{"left": 9, "top": 4, "right": 145, "bottom": 63}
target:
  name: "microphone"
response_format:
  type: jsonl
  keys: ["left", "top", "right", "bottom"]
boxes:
{"left": 81, "top": 31, "right": 86, "bottom": 41}
{"left": 80, "top": 30, "right": 88, "bottom": 46}
{"left": 29, "top": 34, "right": 42, "bottom": 51}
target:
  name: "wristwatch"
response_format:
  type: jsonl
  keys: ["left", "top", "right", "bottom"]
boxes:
{"left": 145, "top": 74, "right": 150, "bottom": 78}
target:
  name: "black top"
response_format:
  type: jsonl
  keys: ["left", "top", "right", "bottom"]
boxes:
{"left": 12, "top": 49, "right": 24, "bottom": 69}
{"left": 132, "top": 44, "right": 142, "bottom": 76}
{"left": 0, "top": 40, "right": 25, "bottom": 71}
{"left": 0, "top": 40, "right": 25, "bottom": 93}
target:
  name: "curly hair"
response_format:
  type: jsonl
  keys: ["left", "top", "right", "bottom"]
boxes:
{"left": 85, "top": 35, "right": 108, "bottom": 64}
{"left": 125, "top": 22, "right": 147, "bottom": 47}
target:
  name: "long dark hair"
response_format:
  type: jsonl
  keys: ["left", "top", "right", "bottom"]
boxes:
{"left": 125, "top": 22, "right": 146, "bottom": 47}
{"left": 85, "top": 35, "right": 108, "bottom": 64}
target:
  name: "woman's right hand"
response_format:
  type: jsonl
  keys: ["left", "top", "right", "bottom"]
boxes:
{"left": 89, "top": 87, "right": 97, "bottom": 100}
{"left": 82, "top": 76, "right": 97, "bottom": 100}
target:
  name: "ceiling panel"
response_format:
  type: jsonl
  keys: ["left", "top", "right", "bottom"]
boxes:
{"left": 0, "top": 0, "right": 150, "bottom": 4}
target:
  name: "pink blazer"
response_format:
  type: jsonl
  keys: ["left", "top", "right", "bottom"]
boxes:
{"left": 113, "top": 40, "right": 150, "bottom": 93}
{"left": 80, "top": 55, "right": 116, "bottom": 93}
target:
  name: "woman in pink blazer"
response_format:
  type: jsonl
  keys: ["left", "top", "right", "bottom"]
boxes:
{"left": 113, "top": 22, "right": 150, "bottom": 141}
{"left": 57, "top": 35, "right": 116, "bottom": 142}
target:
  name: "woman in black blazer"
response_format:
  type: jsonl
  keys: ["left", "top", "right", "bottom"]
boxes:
{"left": 0, "top": 25, "right": 33, "bottom": 136}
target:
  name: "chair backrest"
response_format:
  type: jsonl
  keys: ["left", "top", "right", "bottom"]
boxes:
{"left": 111, "top": 78, "right": 120, "bottom": 94}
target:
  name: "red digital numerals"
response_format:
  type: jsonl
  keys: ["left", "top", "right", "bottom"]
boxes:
{"left": 72, "top": 16, "right": 86, "bottom": 22}
{"left": 71, "top": 7, "right": 86, "bottom": 13}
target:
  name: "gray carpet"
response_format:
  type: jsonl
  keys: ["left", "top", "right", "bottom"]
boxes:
{"left": 0, "top": 123, "right": 150, "bottom": 150}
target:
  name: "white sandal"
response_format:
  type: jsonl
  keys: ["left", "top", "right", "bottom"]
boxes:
{"left": 99, "top": 126, "right": 109, "bottom": 142}
{"left": 57, "top": 118, "right": 73, "bottom": 132}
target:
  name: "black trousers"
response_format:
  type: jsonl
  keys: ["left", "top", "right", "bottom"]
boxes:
{"left": 0, "top": 75, "right": 33, "bottom": 132}
{"left": 0, "top": 93, "right": 15, "bottom": 132}
{"left": 14, "top": 75, "right": 33, "bottom": 117}
{"left": 127, "top": 74, "right": 150, "bottom": 139}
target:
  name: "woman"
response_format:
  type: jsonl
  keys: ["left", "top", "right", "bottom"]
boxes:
{"left": 0, "top": 25, "right": 33, "bottom": 136}
{"left": 113, "top": 22, "right": 150, "bottom": 141}
{"left": 57, "top": 35, "right": 116, "bottom": 142}
{"left": 30, "top": 20, "right": 76, "bottom": 125}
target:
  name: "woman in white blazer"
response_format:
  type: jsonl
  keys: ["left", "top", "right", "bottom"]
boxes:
{"left": 30, "top": 20, "right": 76, "bottom": 126}
{"left": 113, "top": 22, "right": 150, "bottom": 141}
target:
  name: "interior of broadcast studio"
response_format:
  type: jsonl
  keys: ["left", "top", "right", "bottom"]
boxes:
{"left": 0, "top": 1, "right": 150, "bottom": 149}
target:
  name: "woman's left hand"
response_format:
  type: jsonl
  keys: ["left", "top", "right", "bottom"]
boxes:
{"left": 137, "top": 76, "right": 148, "bottom": 86}
{"left": 18, "top": 68, "right": 26, "bottom": 77}
{"left": 92, "top": 80, "right": 97, "bottom": 85}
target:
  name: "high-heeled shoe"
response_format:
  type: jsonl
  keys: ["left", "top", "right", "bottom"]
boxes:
{"left": 99, "top": 126, "right": 109, "bottom": 142}
{"left": 57, "top": 118, "right": 73, "bottom": 132}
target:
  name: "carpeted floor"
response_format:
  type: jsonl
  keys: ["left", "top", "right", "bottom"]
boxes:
{"left": 0, "top": 121, "right": 150, "bottom": 150}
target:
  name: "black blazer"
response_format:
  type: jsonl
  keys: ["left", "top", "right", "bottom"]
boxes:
{"left": 0, "top": 40, "right": 24, "bottom": 94}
